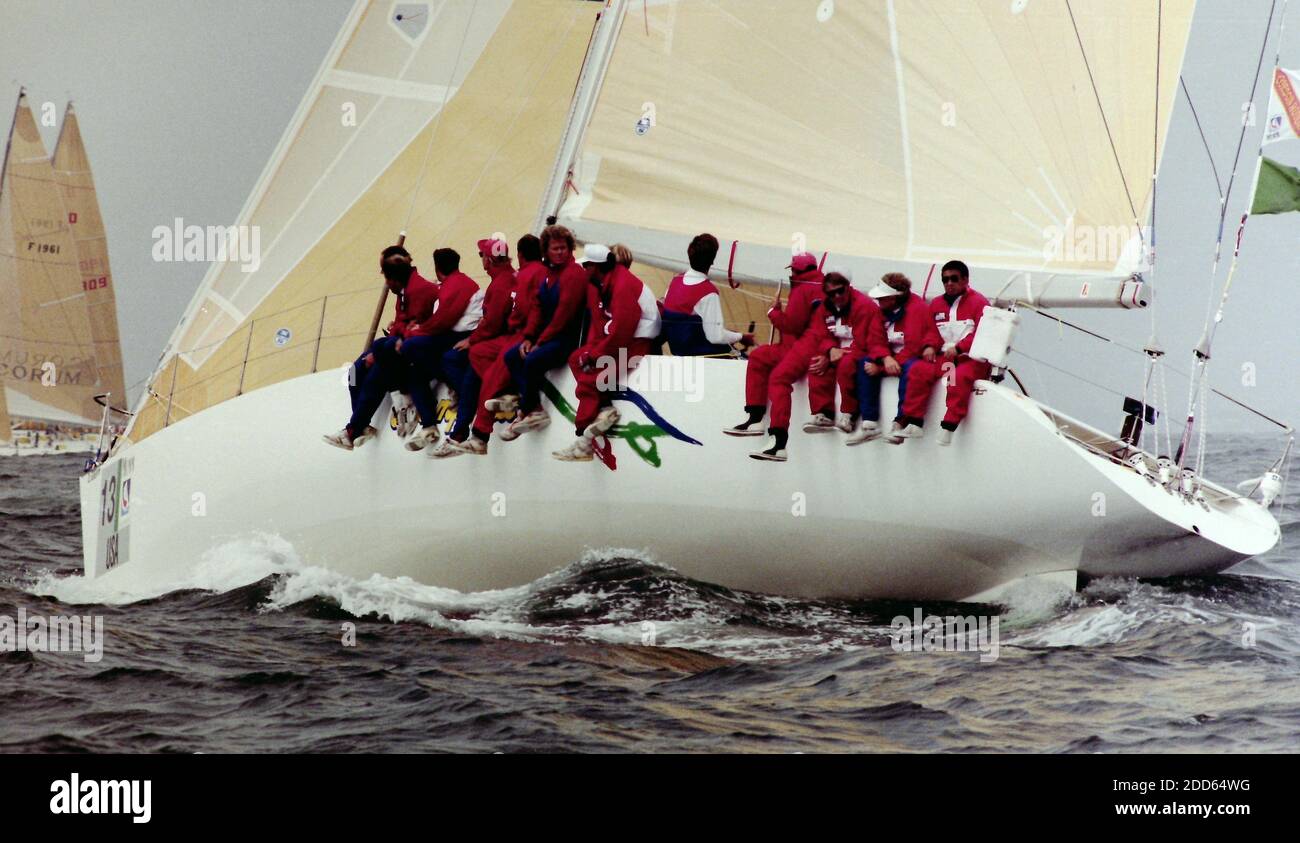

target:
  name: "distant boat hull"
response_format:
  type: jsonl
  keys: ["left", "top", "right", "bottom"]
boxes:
{"left": 3, "top": 436, "right": 96, "bottom": 457}
{"left": 78, "top": 359, "right": 1280, "bottom": 602}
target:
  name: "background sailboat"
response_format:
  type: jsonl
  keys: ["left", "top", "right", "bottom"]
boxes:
{"left": 81, "top": 0, "right": 1286, "bottom": 601}
{"left": 0, "top": 90, "right": 111, "bottom": 455}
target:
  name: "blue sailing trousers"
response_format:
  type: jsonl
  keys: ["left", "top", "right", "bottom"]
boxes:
{"left": 401, "top": 332, "right": 470, "bottom": 427}
{"left": 855, "top": 357, "right": 917, "bottom": 423}
{"left": 347, "top": 335, "right": 403, "bottom": 436}
{"left": 441, "top": 345, "right": 478, "bottom": 440}
{"left": 506, "top": 338, "right": 573, "bottom": 415}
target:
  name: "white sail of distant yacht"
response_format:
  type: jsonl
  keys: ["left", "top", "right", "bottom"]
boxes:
{"left": 82, "top": 0, "right": 1287, "bottom": 602}
{"left": 0, "top": 90, "right": 107, "bottom": 455}
{"left": 53, "top": 102, "right": 127, "bottom": 413}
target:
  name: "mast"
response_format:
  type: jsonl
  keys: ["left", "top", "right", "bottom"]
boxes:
{"left": 534, "top": 0, "right": 628, "bottom": 233}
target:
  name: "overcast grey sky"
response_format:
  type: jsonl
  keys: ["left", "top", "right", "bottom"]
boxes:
{"left": 1, "top": 0, "right": 1296, "bottom": 446}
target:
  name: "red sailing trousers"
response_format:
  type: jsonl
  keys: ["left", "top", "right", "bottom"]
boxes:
{"left": 768, "top": 347, "right": 837, "bottom": 430}
{"left": 900, "top": 356, "right": 992, "bottom": 426}
{"left": 471, "top": 333, "right": 521, "bottom": 436}
{"left": 569, "top": 338, "right": 655, "bottom": 434}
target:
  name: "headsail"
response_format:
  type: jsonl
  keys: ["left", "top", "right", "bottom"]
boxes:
{"left": 0, "top": 91, "right": 102, "bottom": 425}
{"left": 128, "top": 0, "right": 599, "bottom": 442}
{"left": 52, "top": 102, "right": 128, "bottom": 410}
{"left": 557, "top": 0, "right": 1194, "bottom": 278}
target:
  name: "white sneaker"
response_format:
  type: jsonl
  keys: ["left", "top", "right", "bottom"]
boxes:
{"left": 496, "top": 414, "right": 524, "bottom": 441}
{"left": 936, "top": 427, "right": 954, "bottom": 447}
{"left": 591, "top": 406, "right": 621, "bottom": 434}
{"left": 835, "top": 414, "right": 857, "bottom": 434}
{"left": 845, "top": 420, "right": 881, "bottom": 446}
{"left": 749, "top": 435, "right": 788, "bottom": 462}
{"left": 723, "top": 419, "right": 765, "bottom": 437}
{"left": 886, "top": 421, "right": 923, "bottom": 444}
{"left": 394, "top": 398, "right": 419, "bottom": 438}
{"left": 431, "top": 437, "right": 486, "bottom": 458}
{"left": 404, "top": 425, "right": 440, "bottom": 451}
{"left": 802, "top": 413, "right": 836, "bottom": 434}
{"left": 507, "top": 410, "right": 551, "bottom": 438}
{"left": 322, "top": 425, "right": 377, "bottom": 451}
{"left": 484, "top": 394, "right": 519, "bottom": 415}
{"left": 552, "top": 435, "right": 595, "bottom": 462}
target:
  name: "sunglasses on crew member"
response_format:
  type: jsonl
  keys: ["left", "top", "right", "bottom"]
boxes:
{"left": 826, "top": 285, "right": 850, "bottom": 297}
{"left": 941, "top": 274, "right": 963, "bottom": 283}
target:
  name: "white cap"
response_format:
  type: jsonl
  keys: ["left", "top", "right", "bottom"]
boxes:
{"left": 825, "top": 264, "right": 853, "bottom": 282}
{"left": 867, "top": 282, "right": 900, "bottom": 299}
{"left": 581, "top": 243, "right": 611, "bottom": 264}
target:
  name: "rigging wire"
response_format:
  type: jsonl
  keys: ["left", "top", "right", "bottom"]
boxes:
{"left": 1064, "top": 0, "right": 1141, "bottom": 226}
{"left": 1179, "top": 0, "right": 1285, "bottom": 471}
{"left": 1179, "top": 76, "right": 1225, "bottom": 198}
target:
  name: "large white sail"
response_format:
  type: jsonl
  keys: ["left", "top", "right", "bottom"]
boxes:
{"left": 53, "top": 103, "right": 128, "bottom": 410}
{"left": 129, "top": 0, "right": 598, "bottom": 442}
{"left": 558, "top": 0, "right": 1194, "bottom": 277}
{"left": 0, "top": 91, "right": 102, "bottom": 425}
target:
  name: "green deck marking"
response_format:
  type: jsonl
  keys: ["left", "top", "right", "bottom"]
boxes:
{"left": 540, "top": 381, "right": 671, "bottom": 468}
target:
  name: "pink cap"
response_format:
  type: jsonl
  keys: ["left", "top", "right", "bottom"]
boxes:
{"left": 788, "top": 252, "right": 818, "bottom": 272}
{"left": 478, "top": 237, "right": 509, "bottom": 258}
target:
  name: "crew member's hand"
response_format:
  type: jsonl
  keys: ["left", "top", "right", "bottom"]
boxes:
{"left": 864, "top": 361, "right": 882, "bottom": 377}
{"left": 738, "top": 332, "right": 756, "bottom": 348}
{"left": 828, "top": 348, "right": 845, "bottom": 363}
{"left": 943, "top": 344, "right": 958, "bottom": 361}
{"left": 385, "top": 321, "right": 395, "bottom": 335}
{"left": 578, "top": 352, "right": 595, "bottom": 372}
{"left": 453, "top": 338, "right": 471, "bottom": 351}
{"left": 519, "top": 340, "right": 534, "bottom": 357}
{"left": 884, "top": 356, "right": 901, "bottom": 376}
{"left": 395, "top": 338, "right": 404, "bottom": 354}
{"left": 922, "top": 347, "right": 936, "bottom": 363}
{"left": 809, "top": 354, "right": 828, "bottom": 375}
{"left": 364, "top": 353, "right": 375, "bottom": 367}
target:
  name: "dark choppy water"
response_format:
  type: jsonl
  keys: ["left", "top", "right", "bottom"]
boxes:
{"left": 2, "top": 436, "right": 1298, "bottom": 753}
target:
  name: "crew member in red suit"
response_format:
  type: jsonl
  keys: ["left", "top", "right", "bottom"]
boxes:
{"left": 845, "top": 273, "right": 941, "bottom": 445}
{"left": 660, "top": 233, "right": 754, "bottom": 355}
{"left": 723, "top": 252, "right": 824, "bottom": 436}
{"left": 552, "top": 244, "right": 662, "bottom": 462}
{"left": 750, "top": 269, "right": 875, "bottom": 462}
{"left": 888, "top": 260, "right": 991, "bottom": 446}
{"left": 424, "top": 237, "right": 515, "bottom": 457}
{"left": 803, "top": 270, "right": 887, "bottom": 435}
{"left": 323, "top": 245, "right": 436, "bottom": 450}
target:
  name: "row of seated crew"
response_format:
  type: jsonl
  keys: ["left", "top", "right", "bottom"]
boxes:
{"left": 323, "top": 226, "right": 988, "bottom": 465}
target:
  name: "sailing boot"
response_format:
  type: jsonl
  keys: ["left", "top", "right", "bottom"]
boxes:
{"left": 802, "top": 411, "right": 836, "bottom": 433}
{"left": 750, "top": 429, "right": 789, "bottom": 462}
{"left": 590, "top": 406, "right": 621, "bottom": 435}
{"left": 506, "top": 409, "right": 551, "bottom": 438}
{"left": 552, "top": 432, "right": 595, "bottom": 462}
{"left": 845, "top": 420, "right": 881, "bottom": 446}
{"left": 322, "top": 425, "right": 377, "bottom": 451}
{"left": 484, "top": 394, "right": 520, "bottom": 415}
{"left": 404, "top": 425, "right": 441, "bottom": 451}
{"left": 724, "top": 405, "right": 767, "bottom": 437}
{"left": 885, "top": 419, "right": 923, "bottom": 444}
{"left": 936, "top": 422, "right": 957, "bottom": 447}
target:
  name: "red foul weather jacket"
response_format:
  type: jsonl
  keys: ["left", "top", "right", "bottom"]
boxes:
{"left": 467, "top": 262, "right": 517, "bottom": 345}
{"left": 928, "top": 287, "right": 991, "bottom": 357}
{"left": 874, "top": 292, "right": 942, "bottom": 364}
{"left": 389, "top": 271, "right": 437, "bottom": 339}
{"left": 525, "top": 259, "right": 589, "bottom": 345}
{"left": 407, "top": 271, "right": 480, "bottom": 338}
{"left": 767, "top": 268, "right": 825, "bottom": 347}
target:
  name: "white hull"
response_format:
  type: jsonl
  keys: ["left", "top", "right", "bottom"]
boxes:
{"left": 79, "top": 359, "right": 1279, "bottom": 602}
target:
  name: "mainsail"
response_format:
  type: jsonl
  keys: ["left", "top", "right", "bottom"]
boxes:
{"left": 557, "top": 0, "right": 1194, "bottom": 279}
{"left": 0, "top": 91, "right": 102, "bottom": 425}
{"left": 52, "top": 102, "right": 127, "bottom": 411}
{"left": 129, "top": 0, "right": 599, "bottom": 442}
